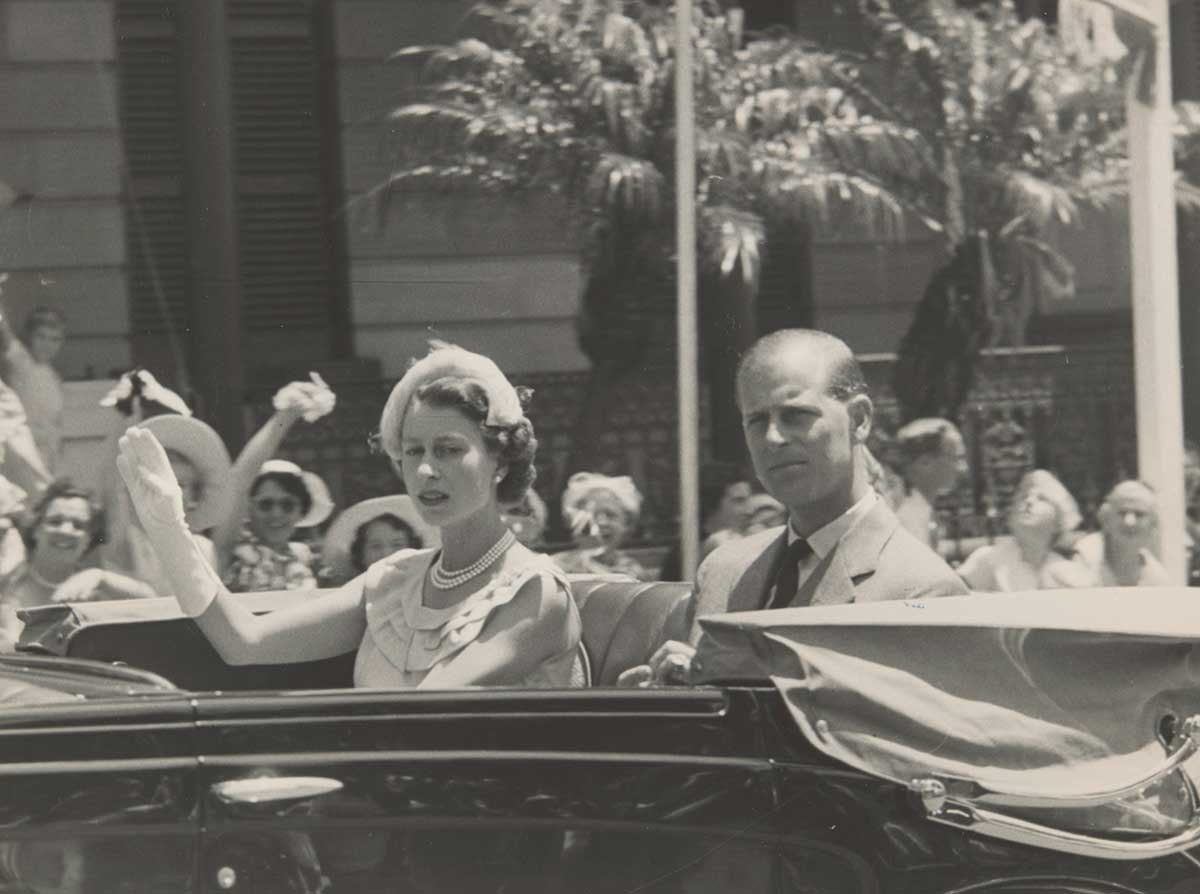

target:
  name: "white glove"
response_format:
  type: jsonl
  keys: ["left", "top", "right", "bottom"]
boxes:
{"left": 99, "top": 372, "right": 135, "bottom": 409}
{"left": 116, "top": 427, "right": 186, "bottom": 528}
{"left": 117, "top": 427, "right": 221, "bottom": 617}
{"left": 273, "top": 372, "right": 336, "bottom": 423}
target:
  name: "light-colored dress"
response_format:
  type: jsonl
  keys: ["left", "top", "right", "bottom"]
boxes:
{"left": 354, "top": 549, "right": 587, "bottom": 689}
{"left": 5, "top": 343, "right": 62, "bottom": 473}
{"left": 1072, "top": 531, "right": 1171, "bottom": 587}
{"left": 223, "top": 525, "right": 317, "bottom": 593}
{"left": 958, "top": 537, "right": 1095, "bottom": 592}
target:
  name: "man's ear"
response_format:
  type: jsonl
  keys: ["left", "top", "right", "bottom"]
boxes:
{"left": 847, "top": 394, "right": 873, "bottom": 444}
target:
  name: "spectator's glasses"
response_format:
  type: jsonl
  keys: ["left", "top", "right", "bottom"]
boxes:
{"left": 253, "top": 497, "right": 300, "bottom": 515}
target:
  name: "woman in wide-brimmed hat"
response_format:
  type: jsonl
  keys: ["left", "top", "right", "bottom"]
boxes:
{"left": 98, "top": 370, "right": 232, "bottom": 598}
{"left": 320, "top": 494, "right": 439, "bottom": 586}
{"left": 210, "top": 375, "right": 336, "bottom": 593}
{"left": 117, "top": 342, "right": 586, "bottom": 689}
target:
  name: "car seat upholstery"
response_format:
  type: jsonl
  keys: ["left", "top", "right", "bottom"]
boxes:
{"left": 569, "top": 577, "right": 692, "bottom": 685}
{"left": 16, "top": 577, "right": 694, "bottom": 691}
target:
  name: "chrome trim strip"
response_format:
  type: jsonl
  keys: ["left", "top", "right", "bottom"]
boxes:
{"left": 921, "top": 796, "right": 1200, "bottom": 861}
{"left": 913, "top": 715, "right": 1200, "bottom": 810}
{"left": 196, "top": 708, "right": 732, "bottom": 726}
{"left": 0, "top": 722, "right": 193, "bottom": 737}
{"left": 0, "top": 757, "right": 196, "bottom": 775}
{"left": 200, "top": 750, "right": 771, "bottom": 770}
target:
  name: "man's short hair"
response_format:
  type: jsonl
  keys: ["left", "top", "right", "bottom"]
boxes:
{"left": 1103, "top": 478, "right": 1157, "bottom": 503}
{"left": 736, "top": 329, "right": 868, "bottom": 403}
{"left": 895, "top": 418, "right": 959, "bottom": 468}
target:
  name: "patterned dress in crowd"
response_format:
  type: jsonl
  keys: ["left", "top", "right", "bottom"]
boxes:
{"left": 222, "top": 524, "right": 317, "bottom": 592}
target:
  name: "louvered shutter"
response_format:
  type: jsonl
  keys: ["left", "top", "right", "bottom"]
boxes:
{"left": 229, "top": 0, "right": 339, "bottom": 334}
{"left": 115, "top": 0, "right": 194, "bottom": 341}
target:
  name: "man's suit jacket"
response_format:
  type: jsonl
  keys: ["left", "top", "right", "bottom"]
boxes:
{"left": 688, "top": 497, "right": 967, "bottom": 642}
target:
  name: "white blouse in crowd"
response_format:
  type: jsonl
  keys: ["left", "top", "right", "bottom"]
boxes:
{"left": 957, "top": 536, "right": 1094, "bottom": 592}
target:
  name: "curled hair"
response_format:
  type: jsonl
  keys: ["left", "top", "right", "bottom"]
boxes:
{"left": 22, "top": 479, "right": 104, "bottom": 553}
{"left": 251, "top": 471, "right": 313, "bottom": 516}
{"left": 414, "top": 376, "right": 537, "bottom": 504}
{"left": 895, "top": 418, "right": 959, "bottom": 468}
{"left": 1012, "top": 469, "right": 1081, "bottom": 535}
{"left": 737, "top": 329, "right": 868, "bottom": 403}
{"left": 350, "top": 513, "right": 421, "bottom": 572}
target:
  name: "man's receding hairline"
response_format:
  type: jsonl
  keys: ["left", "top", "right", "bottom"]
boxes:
{"left": 737, "top": 331, "right": 860, "bottom": 400}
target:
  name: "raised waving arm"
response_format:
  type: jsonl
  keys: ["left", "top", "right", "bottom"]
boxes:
{"left": 118, "top": 426, "right": 363, "bottom": 665}
{"left": 211, "top": 374, "right": 335, "bottom": 566}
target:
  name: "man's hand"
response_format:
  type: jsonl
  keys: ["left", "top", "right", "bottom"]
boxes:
{"left": 616, "top": 640, "right": 696, "bottom": 687}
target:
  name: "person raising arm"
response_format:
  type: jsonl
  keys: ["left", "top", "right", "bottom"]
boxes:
{"left": 117, "top": 343, "right": 586, "bottom": 689}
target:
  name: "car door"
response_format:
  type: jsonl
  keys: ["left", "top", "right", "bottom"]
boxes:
{"left": 0, "top": 655, "right": 200, "bottom": 894}
{"left": 192, "top": 685, "right": 846, "bottom": 894}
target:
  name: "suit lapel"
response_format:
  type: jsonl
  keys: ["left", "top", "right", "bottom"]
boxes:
{"left": 728, "top": 529, "right": 788, "bottom": 613}
{"left": 807, "top": 499, "right": 900, "bottom": 607}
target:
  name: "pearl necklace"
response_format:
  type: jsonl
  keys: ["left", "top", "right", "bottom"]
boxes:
{"left": 430, "top": 529, "right": 516, "bottom": 590}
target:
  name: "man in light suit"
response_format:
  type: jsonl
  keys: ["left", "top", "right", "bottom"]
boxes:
{"left": 621, "top": 328, "right": 966, "bottom": 686}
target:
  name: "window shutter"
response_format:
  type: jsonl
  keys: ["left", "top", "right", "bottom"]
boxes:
{"left": 229, "top": 0, "right": 338, "bottom": 333}
{"left": 115, "top": 0, "right": 194, "bottom": 340}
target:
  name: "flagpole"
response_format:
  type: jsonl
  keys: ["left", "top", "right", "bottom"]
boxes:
{"left": 1126, "top": 0, "right": 1187, "bottom": 580}
{"left": 676, "top": 0, "right": 700, "bottom": 578}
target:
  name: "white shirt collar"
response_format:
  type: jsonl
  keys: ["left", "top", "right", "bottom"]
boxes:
{"left": 788, "top": 489, "right": 878, "bottom": 559}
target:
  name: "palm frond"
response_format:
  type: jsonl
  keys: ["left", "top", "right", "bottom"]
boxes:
{"left": 699, "top": 205, "right": 766, "bottom": 287}
{"left": 1175, "top": 177, "right": 1200, "bottom": 213}
{"left": 981, "top": 169, "right": 1079, "bottom": 229}
{"left": 586, "top": 152, "right": 665, "bottom": 220}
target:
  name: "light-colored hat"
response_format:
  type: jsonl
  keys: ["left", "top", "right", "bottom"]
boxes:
{"left": 562, "top": 472, "right": 643, "bottom": 523}
{"left": 140, "top": 413, "right": 234, "bottom": 531}
{"left": 322, "top": 495, "right": 439, "bottom": 579}
{"left": 256, "top": 459, "right": 334, "bottom": 528}
{"left": 378, "top": 341, "right": 523, "bottom": 457}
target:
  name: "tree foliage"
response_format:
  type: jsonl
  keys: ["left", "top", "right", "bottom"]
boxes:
{"left": 380, "top": 0, "right": 1200, "bottom": 420}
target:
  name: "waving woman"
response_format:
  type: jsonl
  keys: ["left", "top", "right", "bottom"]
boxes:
{"left": 117, "top": 343, "right": 586, "bottom": 689}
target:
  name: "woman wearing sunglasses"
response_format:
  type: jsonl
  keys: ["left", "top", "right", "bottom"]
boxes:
{"left": 211, "top": 376, "right": 336, "bottom": 593}
{"left": 116, "top": 342, "right": 585, "bottom": 689}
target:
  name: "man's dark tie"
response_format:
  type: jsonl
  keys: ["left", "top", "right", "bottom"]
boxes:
{"left": 767, "top": 538, "right": 814, "bottom": 610}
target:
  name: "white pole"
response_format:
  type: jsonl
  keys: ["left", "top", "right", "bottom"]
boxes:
{"left": 1127, "top": 0, "right": 1187, "bottom": 581}
{"left": 675, "top": 0, "right": 700, "bottom": 577}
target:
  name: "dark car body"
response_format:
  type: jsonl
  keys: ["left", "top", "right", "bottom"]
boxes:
{"left": 4, "top": 582, "right": 1199, "bottom": 894}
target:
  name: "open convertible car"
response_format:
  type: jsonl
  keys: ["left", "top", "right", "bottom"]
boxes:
{"left": 4, "top": 579, "right": 1200, "bottom": 893}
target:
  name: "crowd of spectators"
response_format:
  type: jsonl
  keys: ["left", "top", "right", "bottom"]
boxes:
{"left": 0, "top": 315, "right": 1191, "bottom": 657}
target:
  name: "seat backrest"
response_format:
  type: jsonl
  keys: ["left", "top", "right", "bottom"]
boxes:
{"left": 17, "top": 578, "right": 693, "bottom": 690}
{"left": 569, "top": 577, "right": 692, "bottom": 686}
